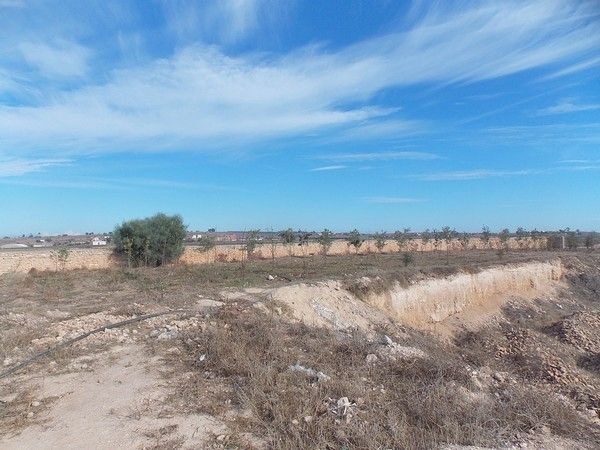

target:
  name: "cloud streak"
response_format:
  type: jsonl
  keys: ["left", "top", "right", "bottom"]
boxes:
{"left": 0, "top": 158, "right": 70, "bottom": 177}
{"left": 364, "top": 196, "right": 424, "bottom": 204}
{"left": 310, "top": 165, "right": 347, "bottom": 172}
{"left": 0, "top": 0, "right": 598, "bottom": 158}
{"left": 537, "top": 99, "right": 600, "bottom": 115}
{"left": 315, "top": 151, "right": 439, "bottom": 162}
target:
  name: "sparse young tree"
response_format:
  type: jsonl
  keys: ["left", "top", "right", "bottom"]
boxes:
{"left": 245, "top": 229, "right": 260, "bottom": 258}
{"left": 481, "top": 225, "right": 491, "bottom": 250}
{"left": 515, "top": 227, "right": 527, "bottom": 250}
{"left": 394, "top": 228, "right": 410, "bottom": 252}
{"left": 565, "top": 231, "right": 578, "bottom": 250}
{"left": 530, "top": 229, "right": 540, "bottom": 250}
{"left": 374, "top": 231, "right": 386, "bottom": 253}
{"left": 421, "top": 229, "right": 432, "bottom": 250}
{"left": 585, "top": 232, "right": 597, "bottom": 250}
{"left": 279, "top": 228, "right": 295, "bottom": 257}
{"left": 402, "top": 252, "right": 414, "bottom": 267}
{"left": 346, "top": 229, "right": 363, "bottom": 254}
{"left": 432, "top": 229, "right": 442, "bottom": 251}
{"left": 458, "top": 232, "right": 470, "bottom": 251}
{"left": 317, "top": 229, "right": 333, "bottom": 256}
{"left": 584, "top": 231, "right": 598, "bottom": 250}
{"left": 51, "top": 246, "right": 70, "bottom": 271}
{"left": 196, "top": 235, "right": 216, "bottom": 262}
{"left": 499, "top": 228, "right": 510, "bottom": 251}
{"left": 265, "top": 229, "right": 278, "bottom": 260}
{"left": 441, "top": 226, "right": 456, "bottom": 264}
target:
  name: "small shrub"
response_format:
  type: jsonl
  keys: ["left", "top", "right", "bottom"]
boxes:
{"left": 402, "top": 252, "right": 414, "bottom": 266}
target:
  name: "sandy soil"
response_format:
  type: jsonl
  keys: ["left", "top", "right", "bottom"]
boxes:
{"left": 0, "top": 344, "right": 225, "bottom": 449}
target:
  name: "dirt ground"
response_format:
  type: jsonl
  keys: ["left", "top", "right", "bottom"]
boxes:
{"left": 0, "top": 250, "right": 599, "bottom": 449}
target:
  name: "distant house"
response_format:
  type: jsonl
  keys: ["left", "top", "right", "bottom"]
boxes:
{"left": 91, "top": 237, "right": 108, "bottom": 246}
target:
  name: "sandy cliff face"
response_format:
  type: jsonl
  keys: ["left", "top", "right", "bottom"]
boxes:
{"left": 362, "top": 260, "right": 563, "bottom": 327}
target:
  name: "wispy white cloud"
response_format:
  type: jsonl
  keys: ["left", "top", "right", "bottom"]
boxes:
{"left": 537, "top": 99, "right": 600, "bottom": 115}
{"left": 316, "top": 151, "right": 439, "bottom": 162}
{"left": 18, "top": 40, "right": 90, "bottom": 78}
{"left": 539, "top": 55, "right": 600, "bottom": 81}
{"left": 310, "top": 165, "right": 347, "bottom": 172}
{"left": 0, "top": 0, "right": 598, "bottom": 157}
{"left": 0, "top": 158, "right": 70, "bottom": 177}
{"left": 414, "top": 169, "right": 547, "bottom": 181}
{"left": 364, "top": 196, "right": 424, "bottom": 204}
{"left": 160, "top": 0, "right": 284, "bottom": 44}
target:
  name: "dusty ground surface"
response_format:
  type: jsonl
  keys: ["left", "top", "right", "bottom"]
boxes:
{"left": 0, "top": 250, "right": 599, "bottom": 449}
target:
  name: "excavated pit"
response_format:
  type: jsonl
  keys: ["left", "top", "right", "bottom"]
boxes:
{"left": 270, "top": 259, "right": 564, "bottom": 332}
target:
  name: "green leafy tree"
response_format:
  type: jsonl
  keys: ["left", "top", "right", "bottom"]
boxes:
{"left": 317, "top": 229, "right": 333, "bottom": 256}
{"left": 279, "top": 228, "right": 295, "bottom": 256}
{"left": 346, "top": 229, "right": 363, "bottom": 253}
{"left": 113, "top": 213, "right": 186, "bottom": 267}
{"left": 374, "top": 231, "right": 386, "bottom": 253}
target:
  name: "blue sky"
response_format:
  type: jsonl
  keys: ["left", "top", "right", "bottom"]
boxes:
{"left": 0, "top": 0, "right": 599, "bottom": 235}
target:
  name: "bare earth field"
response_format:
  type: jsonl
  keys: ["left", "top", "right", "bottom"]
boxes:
{"left": 1, "top": 250, "right": 599, "bottom": 449}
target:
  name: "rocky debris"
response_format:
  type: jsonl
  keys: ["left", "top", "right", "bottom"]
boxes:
{"left": 375, "top": 334, "right": 427, "bottom": 361}
{"left": 288, "top": 363, "right": 330, "bottom": 382}
{"left": 151, "top": 325, "right": 179, "bottom": 341}
{"left": 365, "top": 353, "right": 379, "bottom": 364}
{"left": 266, "top": 274, "right": 275, "bottom": 281}
{"left": 547, "top": 312, "right": 600, "bottom": 353}
{"left": 0, "top": 392, "right": 18, "bottom": 403}
{"left": 327, "top": 396, "right": 358, "bottom": 423}
{"left": 2, "top": 312, "right": 49, "bottom": 329}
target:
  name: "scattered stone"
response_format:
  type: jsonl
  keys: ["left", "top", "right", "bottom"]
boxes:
{"left": 382, "top": 335, "right": 394, "bottom": 346}
{"left": 0, "top": 393, "right": 18, "bottom": 403}
{"left": 31, "top": 401, "right": 41, "bottom": 407}
{"left": 289, "top": 363, "right": 330, "bottom": 382}
{"left": 492, "top": 372, "right": 507, "bottom": 383}
{"left": 3, "top": 358, "right": 13, "bottom": 367}
{"left": 267, "top": 274, "right": 275, "bottom": 281}
{"left": 365, "top": 353, "right": 379, "bottom": 364}
{"left": 27, "top": 412, "right": 34, "bottom": 419}
{"left": 304, "top": 416, "right": 313, "bottom": 423}
{"left": 291, "top": 419, "right": 299, "bottom": 425}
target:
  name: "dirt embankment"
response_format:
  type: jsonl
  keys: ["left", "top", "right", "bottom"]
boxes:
{"left": 362, "top": 259, "right": 563, "bottom": 328}
{"left": 0, "top": 237, "right": 546, "bottom": 275}
{"left": 270, "top": 259, "right": 564, "bottom": 332}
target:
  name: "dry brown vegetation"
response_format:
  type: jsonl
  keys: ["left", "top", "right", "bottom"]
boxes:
{"left": 1, "top": 250, "right": 599, "bottom": 448}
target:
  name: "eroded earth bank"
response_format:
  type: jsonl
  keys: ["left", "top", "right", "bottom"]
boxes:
{"left": 1, "top": 251, "right": 599, "bottom": 449}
